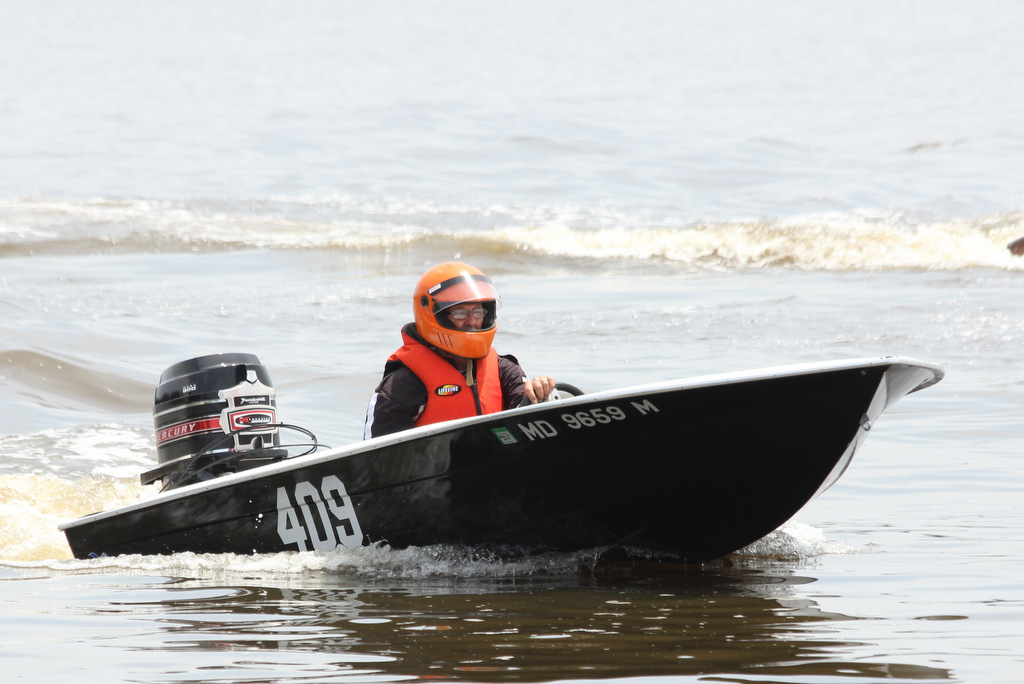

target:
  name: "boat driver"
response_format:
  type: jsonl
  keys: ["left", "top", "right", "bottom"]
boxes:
{"left": 364, "top": 261, "right": 555, "bottom": 438}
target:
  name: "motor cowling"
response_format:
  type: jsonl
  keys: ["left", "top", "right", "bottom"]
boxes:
{"left": 143, "top": 353, "right": 281, "bottom": 487}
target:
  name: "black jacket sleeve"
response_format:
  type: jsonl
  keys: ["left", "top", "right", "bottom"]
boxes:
{"left": 363, "top": 362, "right": 427, "bottom": 439}
{"left": 497, "top": 354, "right": 528, "bottom": 409}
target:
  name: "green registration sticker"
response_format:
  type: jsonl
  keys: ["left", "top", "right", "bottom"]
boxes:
{"left": 491, "top": 427, "right": 519, "bottom": 445}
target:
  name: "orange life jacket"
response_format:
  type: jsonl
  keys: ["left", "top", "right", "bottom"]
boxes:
{"left": 389, "top": 331, "right": 504, "bottom": 427}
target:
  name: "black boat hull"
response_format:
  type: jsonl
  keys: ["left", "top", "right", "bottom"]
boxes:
{"left": 60, "top": 358, "right": 942, "bottom": 562}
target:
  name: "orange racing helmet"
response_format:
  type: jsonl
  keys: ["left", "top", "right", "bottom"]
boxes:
{"left": 413, "top": 262, "right": 500, "bottom": 359}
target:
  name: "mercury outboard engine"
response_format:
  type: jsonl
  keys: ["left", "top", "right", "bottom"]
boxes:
{"left": 142, "top": 353, "right": 288, "bottom": 490}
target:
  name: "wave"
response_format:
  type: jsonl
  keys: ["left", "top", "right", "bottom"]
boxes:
{"left": 0, "top": 349, "right": 154, "bottom": 414}
{"left": 0, "top": 473, "right": 145, "bottom": 562}
{"left": 2, "top": 197, "right": 1023, "bottom": 270}
{"left": 493, "top": 217, "right": 1024, "bottom": 270}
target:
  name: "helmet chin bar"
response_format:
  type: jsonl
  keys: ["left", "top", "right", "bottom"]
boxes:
{"left": 425, "top": 326, "right": 491, "bottom": 360}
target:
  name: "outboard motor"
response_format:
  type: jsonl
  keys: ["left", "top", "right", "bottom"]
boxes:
{"left": 142, "top": 353, "right": 285, "bottom": 490}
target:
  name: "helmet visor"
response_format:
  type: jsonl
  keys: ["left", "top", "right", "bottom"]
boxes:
{"left": 429, "top": 273, "right": 500, "bottom": 330}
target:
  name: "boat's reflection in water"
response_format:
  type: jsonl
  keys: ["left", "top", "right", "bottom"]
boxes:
{"left": 116, "top": 561, "right": 952, "bottom": 682}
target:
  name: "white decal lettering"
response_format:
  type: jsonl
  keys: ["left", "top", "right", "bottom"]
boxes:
{"left": 276, "top": 487, "right": 309, "bottom": 551}
{"left": 518, "top": 420, "right": 558, "bottom": 441}
{"left": 321, "top": 475, "right": 363, "bottom": 547}
{"left": 561, "top": 405, "right": 629, "bottom": 430}
{"left": 295, "top": 481, "right": 337, "bottom": 551}
{"left": 275, "top": 476, "right": 363, "bottom": 551}
{"left": 630, "top": 399, "right": 659, "bottom": 415}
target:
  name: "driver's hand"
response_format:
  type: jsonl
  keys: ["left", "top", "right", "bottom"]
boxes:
{"left": 524, "top": 375, "right": 556, "bottom": 404}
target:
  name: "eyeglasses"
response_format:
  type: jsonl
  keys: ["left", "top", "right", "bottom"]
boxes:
{"left": 447, "top": 307, "right": 487, "bottom": 321}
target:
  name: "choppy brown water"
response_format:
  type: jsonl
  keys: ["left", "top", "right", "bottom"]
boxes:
{"left": 3, "top": 566, "right": 960, "bottom": 682}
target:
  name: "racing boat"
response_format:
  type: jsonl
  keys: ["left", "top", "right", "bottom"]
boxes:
{"left": 60, "top": 354, "right": 943, "bottom": 562}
